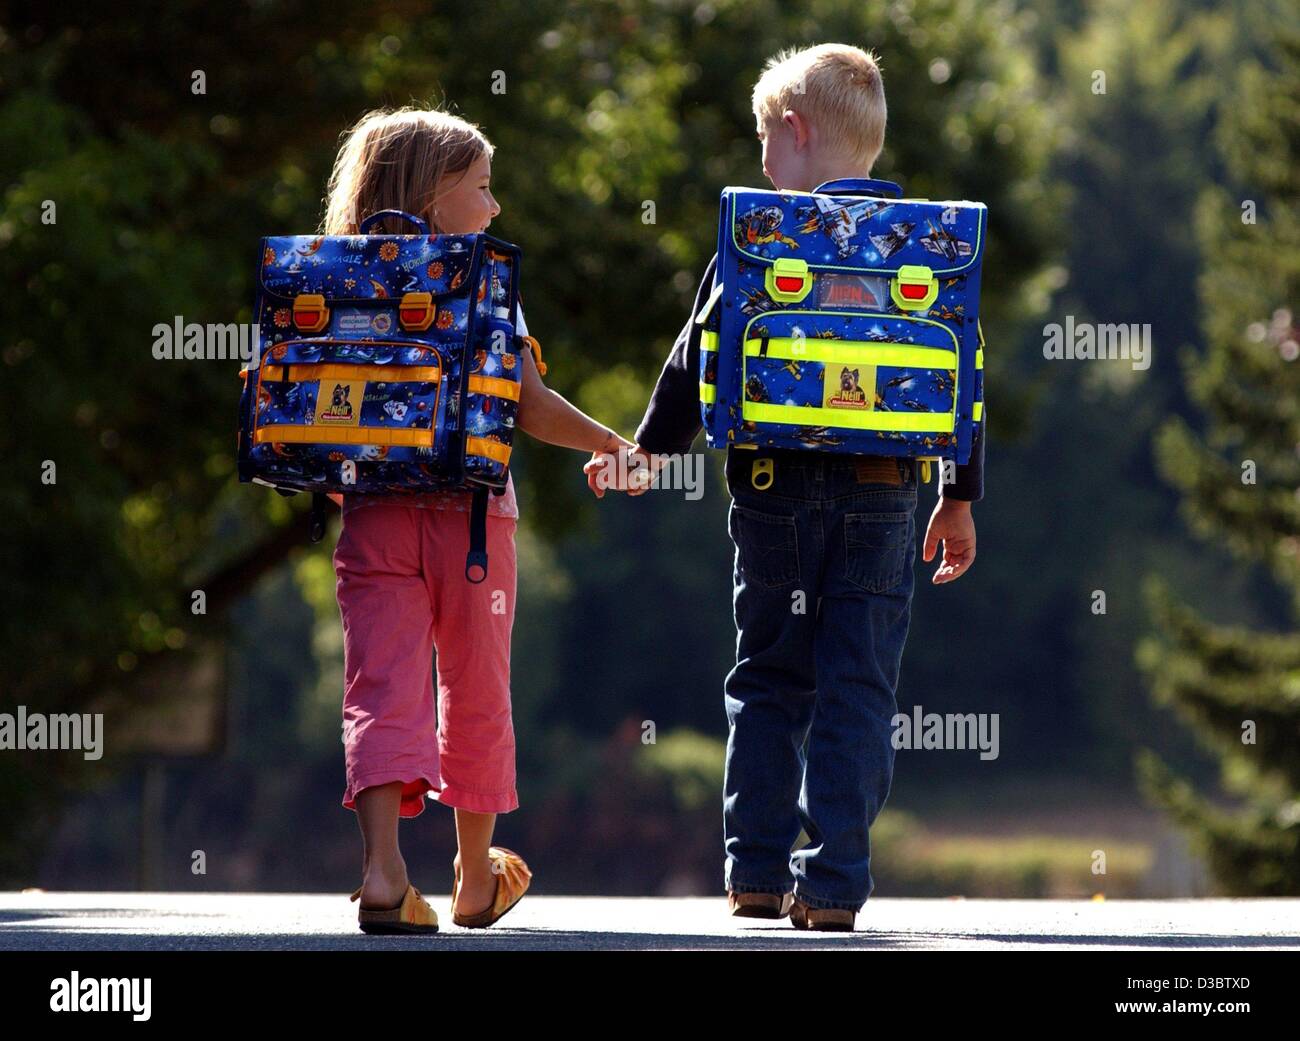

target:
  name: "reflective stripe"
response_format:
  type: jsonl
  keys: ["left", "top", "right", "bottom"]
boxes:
{"left": 700, "top": 381, "right": 716, "bottom": 404}
{"left": 975, "top": 348, "right": 984, "bottom": 370}
{"left": 741, "top": 401, "right": 954, "bottom": 432}
{"left": 254, "top": 425, "right": 433, "bottom": 447}
{"left": 744, "top": 338, "right": 955, "bottom": 370}
{"left": 468, "top": 374, "right": 520, "bottom": 401}
{"left": 973, "top": 401, "right": 983, "bottom": 421}
{"left": 700, "top": 330, "right": 719, "bottom": 352}
{"left": 261, "top": 363, "right": 441, "bottom": 383}
{"left": 695, "top": 281, "right": 725, "bottom": 325}
{"left": 466, "top": 435, "right": 511, "bottom": 464}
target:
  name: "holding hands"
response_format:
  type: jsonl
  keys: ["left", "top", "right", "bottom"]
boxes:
{"left": 583, "top": 444, "right": 663, "bottom": 498}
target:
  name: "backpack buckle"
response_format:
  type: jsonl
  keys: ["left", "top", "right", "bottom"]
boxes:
{"left": 890, "top": 265, "right": 937, "bottom": 311}
{"left": 765, "top": 258, "right": 814, "bottom": 303}
{"left": 399, "top": 292, "right": 436, "bottom": 332}
{"left": 292, "top": 293, "right": 330, "bottom": 332}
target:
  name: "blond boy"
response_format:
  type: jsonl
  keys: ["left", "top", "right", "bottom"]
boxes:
{"left": 590, "top": 44, "right": 982, "bottom": 930}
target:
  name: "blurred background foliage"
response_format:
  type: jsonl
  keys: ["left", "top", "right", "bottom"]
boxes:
{"left": 2, "top": 0, "right": 1296, "bottom": 896}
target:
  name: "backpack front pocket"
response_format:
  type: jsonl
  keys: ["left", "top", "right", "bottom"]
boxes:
{"left": 252, "top": 340, "right": 446, "bottom": 463}
{"left": 738, "top": 311, "right": 959, "bottom": 453}
{"left": 249, "top": 340, "right": 452, "bottom": 488}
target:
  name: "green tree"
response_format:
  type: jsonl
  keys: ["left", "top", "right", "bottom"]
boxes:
{"left": 1137, "top": 28, "right": 1300, "bottom": 894}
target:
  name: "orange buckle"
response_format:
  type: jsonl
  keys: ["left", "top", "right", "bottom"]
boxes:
{"left": 520, "top": 334, "right": 546, "bottom": 376}
{"left": 399, "top": 292, "right": 436, "bottom": 332}
{"left": 292, "top": 294, "right": 330, "bottom": 333}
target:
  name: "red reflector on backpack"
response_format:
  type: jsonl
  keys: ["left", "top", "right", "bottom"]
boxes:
{"left": 899, "top": 282, "right": 929, "bottom": 300}
{"left": 775, "top": 275, "right": 804, "bottom": 293}
{"left": 292, "top": 294, "right": 330, "bottom": 332}
{"left": 398, "top": 292, "right": 435, "bottom": 332}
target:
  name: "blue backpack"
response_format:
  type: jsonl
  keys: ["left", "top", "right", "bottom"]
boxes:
{"left": 700, "top": 178, "right": 986, "bottom": 483}
{"left": 237, "top": 209, "right": 529, "bottom": 580}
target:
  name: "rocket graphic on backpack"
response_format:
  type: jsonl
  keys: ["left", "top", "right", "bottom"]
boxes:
{"left": 237, "top": 209, "right": 534, "bottom": 581}
{"left": 699, "top": 178, "right": 986, "bottom": 482}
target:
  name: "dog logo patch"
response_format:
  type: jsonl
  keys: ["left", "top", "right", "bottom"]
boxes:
{"left": 315, "top": 381, "right": 365, "bottom": 425}
{"left": 823, "top": 365, "right": 874, "bottom": 410}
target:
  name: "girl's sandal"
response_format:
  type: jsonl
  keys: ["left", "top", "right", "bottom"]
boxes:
{"left": 349, "top": 882, "right": 440, "bottom": 934}
{"left": 451, "top": 846, "right": 532, "bottom": 928}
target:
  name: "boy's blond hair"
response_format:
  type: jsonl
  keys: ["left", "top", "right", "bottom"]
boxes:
{"left": 752, "top": 43, "right": 886, "bottom": 170}
{"left": 321, "top": 106, "right": 493, "bottom": 236}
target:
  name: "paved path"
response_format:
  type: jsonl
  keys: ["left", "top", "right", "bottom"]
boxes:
{"left": 1, "top": 892, "right": 1298, "bottom": 950}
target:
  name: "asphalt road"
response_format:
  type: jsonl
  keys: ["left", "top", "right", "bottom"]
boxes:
{"left": 1, "top": 892, "right": 1298, "bottom": 950}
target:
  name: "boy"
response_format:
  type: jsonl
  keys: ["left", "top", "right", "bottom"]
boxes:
{"left": 588, "top": 44, "right": 982, "bottom": 930}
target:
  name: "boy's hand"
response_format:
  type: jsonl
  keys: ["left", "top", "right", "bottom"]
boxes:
{"left": 922, "top": 497, "right": 976, "bottom": 584}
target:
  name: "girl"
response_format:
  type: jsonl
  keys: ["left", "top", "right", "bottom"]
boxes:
{"left": 322, "top": 107, "right": 632, "bottom": 932}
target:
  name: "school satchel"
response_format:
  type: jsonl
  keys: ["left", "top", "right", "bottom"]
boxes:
{"left": 701, "top": 178, "right": 986, "bottom": 484}
{"left": 237, "top": 209, "right": 532, "bottom": 581}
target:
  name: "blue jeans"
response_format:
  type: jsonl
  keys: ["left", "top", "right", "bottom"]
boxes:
{"left": 722, "top": 448, "right": 918, "bottom": 912}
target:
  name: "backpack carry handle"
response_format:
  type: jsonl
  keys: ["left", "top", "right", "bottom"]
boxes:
{"left": 813, "top": 178, "right": 904, "bottom": 198}
{"left": 358, "top": 209, "right": 430, "bottom": 234}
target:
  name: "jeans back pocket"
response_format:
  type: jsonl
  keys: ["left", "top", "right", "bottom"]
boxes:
{"left": 844, "top": 508, "right": 913, "bottom": 593}
{"left": 729, "top": 502, "right": 800, "bottom": 590}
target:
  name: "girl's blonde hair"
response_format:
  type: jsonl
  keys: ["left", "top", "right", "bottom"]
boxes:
{"left": 321, "top": 106, "right": 494, "bottom": 236}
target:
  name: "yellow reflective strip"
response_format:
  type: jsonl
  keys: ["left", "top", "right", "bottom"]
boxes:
{"left": 975, "top": 348, "right": 984, "bottom": 370}
{"left": 744, "top": 338, "right": 955, "bottom": 370}
{"left": 466, "top": 435, "right": 511, "bottom": 464}
{"left": 253, "top": 425, "right": 433, "bottom": 447}
{"left": 973, "top": 401, "right": 983, "bottom": 421}
{"left": 468, "top": 374, "right": 520, "bottom": 401}
{"left": 699, "top": 381, "right": 717, "bottom": 404}
{"left": 700, "top": 330, "right": 718, "bottom": 352}
{"left": 741, "top": 401, "right": 954, "bottom": 432}
{"left": 263, "top": 364, "right": 442, "bottom": 383}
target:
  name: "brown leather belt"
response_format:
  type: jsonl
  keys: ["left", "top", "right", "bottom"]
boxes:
{"left": 728, "top": 446, "right": 909, "bottom": 490}
{"left": 852, "top": 456, "right": 903, "bottom": 486}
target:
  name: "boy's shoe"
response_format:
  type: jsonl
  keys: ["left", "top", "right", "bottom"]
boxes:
{"left": 728, "top": 890, "right": 795, "bottom": 919}
{"left": 350, "top": 882, "right": 439, "bottom": 934}
{"left": 790, "top": 896, "right": 855, "bottom": 932}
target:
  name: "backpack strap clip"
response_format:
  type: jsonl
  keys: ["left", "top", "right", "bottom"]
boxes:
{"left": 517, "top": 334, "right": 546, "bottom": 376}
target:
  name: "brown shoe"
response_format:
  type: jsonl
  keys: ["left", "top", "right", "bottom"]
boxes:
{"left": 728, "top": 890, "right": 795, "bottom": 919}
{"left": 350, "top": 882, "right": 439, "bottom": 935}
{"left": 790, "top": 896, "right": 855, "bottom": 932}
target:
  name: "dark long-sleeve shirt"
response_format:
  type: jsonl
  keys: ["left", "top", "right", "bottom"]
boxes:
{"left": 634, "top": 254, "right": 985, "bottom": 500}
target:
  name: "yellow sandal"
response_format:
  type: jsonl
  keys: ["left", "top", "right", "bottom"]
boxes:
{"left": 350, "top": 882, "right": 440, "bottom": 935}
{"left": 451, "top": 847, "right": 532, "bottom": 928}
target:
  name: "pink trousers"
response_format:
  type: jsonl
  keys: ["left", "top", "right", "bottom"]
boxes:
{"left": 333, "top": 503, "right": 518, "bottom": 818}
